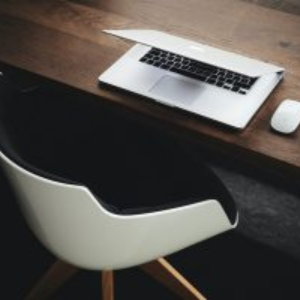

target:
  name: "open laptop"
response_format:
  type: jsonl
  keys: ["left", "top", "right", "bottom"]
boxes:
{"left": 99, "top": 30, "right": 284, "bottom": 129}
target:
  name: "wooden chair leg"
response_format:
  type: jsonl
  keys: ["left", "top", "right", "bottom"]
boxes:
{"left": 140, "top": 257, "right": 207, "bottom": 300}
{"left": 25, "top": 259, "right": 80, "bottom": 300}
{"left": 102, "top": 271, "right": 114, "bottom": 300}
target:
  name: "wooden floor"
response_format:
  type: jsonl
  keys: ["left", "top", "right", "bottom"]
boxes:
{"left": 241, "top": 0, "right": 300, "bottom": 15}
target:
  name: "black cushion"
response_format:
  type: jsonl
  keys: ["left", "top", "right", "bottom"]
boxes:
{"left": 0, "top": 76, "right": 237, "bottom": 224}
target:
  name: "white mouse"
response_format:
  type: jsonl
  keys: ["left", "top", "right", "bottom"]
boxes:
{"left": 271, "top": 99, "right": 300, "bottom": 134}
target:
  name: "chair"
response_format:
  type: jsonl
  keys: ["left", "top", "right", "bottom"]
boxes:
{"left": 0, "top": 72, "right": 238, "bottom": 300}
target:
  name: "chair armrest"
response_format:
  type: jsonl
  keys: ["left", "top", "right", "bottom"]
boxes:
{"left": 101, "top": 199, "right": 237, "bottom": 269}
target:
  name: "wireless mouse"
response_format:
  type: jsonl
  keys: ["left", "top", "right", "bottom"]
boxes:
{"left": 270, "top": 99, "right": 300, "bottom": 134}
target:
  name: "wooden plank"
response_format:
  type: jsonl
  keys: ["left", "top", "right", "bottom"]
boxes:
{"left": 0, "top": 0, "right": 139, "bottom": 49}
{"left": 70, "top": 0, "right": 300, "bottom": 71}
{"left": 241, "top": 0, "right": 300, "bottom": 16}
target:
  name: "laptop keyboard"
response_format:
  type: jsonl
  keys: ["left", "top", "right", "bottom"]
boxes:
{"left": 140, "top": 48, "right": 257, "bottom": 95}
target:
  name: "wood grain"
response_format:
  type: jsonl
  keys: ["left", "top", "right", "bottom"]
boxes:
{"left": 102, "top": 271, "right": 114, "bottom": 300}
{"left": 0, "top": 0, "right": 300, "bottom": 177}
{"left": 241, "top": 0, "right": 300, "bottom": 16}
{"left": 26, "top": 259, "right": 80, "bottom": 300}
{"left": 140, "top": 258, "right": 207, "bottom": 300}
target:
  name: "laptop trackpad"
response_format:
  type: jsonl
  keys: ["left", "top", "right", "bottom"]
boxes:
{"left": 149, "top": 75, "right": 201, "bottom": 105}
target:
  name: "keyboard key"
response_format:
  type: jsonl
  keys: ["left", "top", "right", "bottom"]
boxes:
{"left": 170, "top": 67, "right": 188, "bottom": 76}
{"left": 240, "top": 83, "right": 250, "bottom": 90}
{"left": 199, "top": 76, "right": 207, "bottom": 81}
{"left": 161, "top": 64, "right": 169, "bottom": 70}
{"left": 207, "top": 79, "right": 216, "bottom": 84}
{"left": 202, "top": 71, "right": 211, "bottom": 77}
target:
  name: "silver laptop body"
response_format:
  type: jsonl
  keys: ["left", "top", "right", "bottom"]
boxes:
{"left": 99, "top": 30, "right": 284, "bottom": 129}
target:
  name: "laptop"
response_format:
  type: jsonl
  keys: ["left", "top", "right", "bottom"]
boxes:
{"left": 99, "top": 30, "right": 284, "bottom": 129}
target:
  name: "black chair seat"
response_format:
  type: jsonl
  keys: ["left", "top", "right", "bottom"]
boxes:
{"left": 0, "top": 82, "right": 236, "bottom": 223}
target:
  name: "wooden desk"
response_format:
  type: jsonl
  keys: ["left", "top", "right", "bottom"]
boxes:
{"left": 0, "top": 0, "right": 300, "bottom": 177}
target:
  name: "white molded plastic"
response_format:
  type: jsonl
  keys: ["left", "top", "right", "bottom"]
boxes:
{"left": 271, "top": 99, "right": 300, "bottom": 134}
{"left": 0, "top": 150, "right": 237, "bottom": 270}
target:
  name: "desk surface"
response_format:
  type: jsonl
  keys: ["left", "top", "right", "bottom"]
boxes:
{"left": 0, "top": 0, "right": 300, "bottom": 177}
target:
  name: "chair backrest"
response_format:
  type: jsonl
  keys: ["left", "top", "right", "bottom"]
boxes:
{"left": 0, "top": 74, "right": 237, "bottom": 270}
{"left": 0, "top": 76, "right": 132, "bottom": 269}
{"left": 0, "top": 149, "right": 236, "bottom": 271}
{"left": 0, "top": 150, "right": 114, "bottom": 268}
